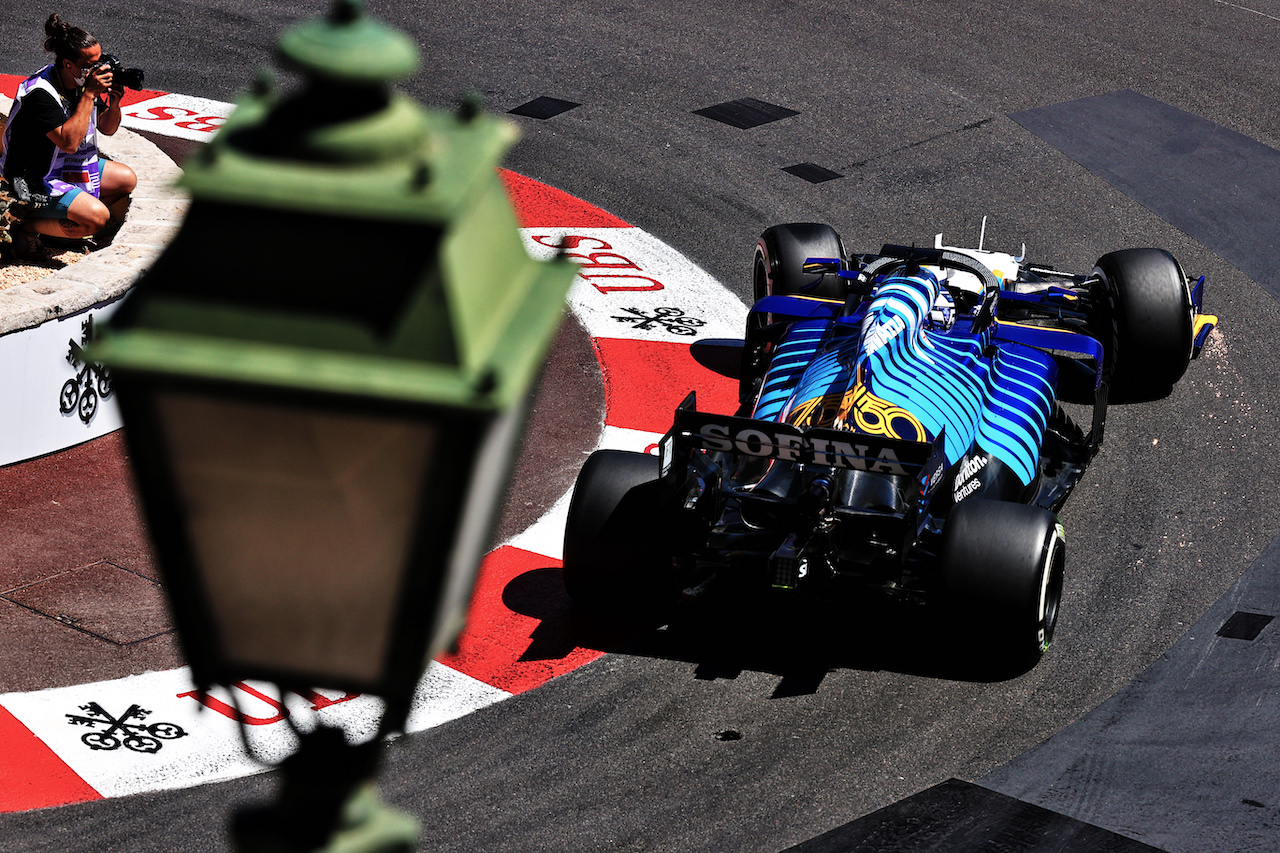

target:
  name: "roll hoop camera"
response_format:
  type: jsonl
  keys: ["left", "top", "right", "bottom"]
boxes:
{"left": 99, "top": 53, "right": 145, "bottom": 91}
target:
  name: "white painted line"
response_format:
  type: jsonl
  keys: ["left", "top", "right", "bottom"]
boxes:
{"left": 1212, "top": 0, "right": 1280, "bottom": 24}
{"left": 504, "top": 491, "right": 572, "bottom": 560}
{"left": 521, "top": 227, "right": 746, "bottom": 342}
{"left": 121, "top": 94, "right": 234, "bottom": 142}
{"left": 0, "top": 663, "right": 508, "bottom": 799}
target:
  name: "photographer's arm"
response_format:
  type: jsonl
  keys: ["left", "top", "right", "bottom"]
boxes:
{"left": 44, "top": 66, "right": 112, "bottom": 152}
{"left": 99, "top": 90, "right": 123, "bottom": 136}
{"left": 45, "top": 90, "right": 97, "bottom": 153}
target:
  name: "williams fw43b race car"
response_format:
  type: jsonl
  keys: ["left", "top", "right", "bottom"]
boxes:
{"left": 563, "top": 222, "right": 1217, "bottom": 669}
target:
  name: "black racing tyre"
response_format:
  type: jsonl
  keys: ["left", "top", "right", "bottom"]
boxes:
{"left": 753, "top": 223, "right": 847, "bottom": 304}
{"left": 1091, "top": 248, "right": 1194, "bottom": 394}
{"left": 941, "top": 499, "right": 1065, "bottom": 670}
{"left": 562, "top": 450, "right": 675, "bottom": 615}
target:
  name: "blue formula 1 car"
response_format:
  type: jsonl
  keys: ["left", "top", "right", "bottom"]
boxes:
{"left": 563, "top": 223, "right": 1217, "bottom": 667}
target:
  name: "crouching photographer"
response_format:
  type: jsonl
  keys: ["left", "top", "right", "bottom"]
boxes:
{"left": 1, "top": 13, "right": 139, "bottom": 260}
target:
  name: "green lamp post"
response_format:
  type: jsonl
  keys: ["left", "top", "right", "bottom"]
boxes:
{"left": 88, "top": 2, "right": 576, "bottom": 850}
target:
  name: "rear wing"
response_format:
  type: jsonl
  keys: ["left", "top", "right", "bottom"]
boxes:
{"left": 660, "top": 392, "right": 948, "bottom": 496}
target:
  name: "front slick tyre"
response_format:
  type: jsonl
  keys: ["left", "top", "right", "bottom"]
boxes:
{"left": 754, "top": 223, "right": 846, "bottom": 303}
{"left": 1092, "top": 248, "right": 1194, "bottom": 398}
{"left": 941, "top": 499, "right": 1065, "bottom": 675}
{"left": 562, "top": 450, "right": 676, "bottom": 620}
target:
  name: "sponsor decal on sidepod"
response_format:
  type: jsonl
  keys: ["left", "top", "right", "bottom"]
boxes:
{"left": 952, "top": 453, "right": 988, "bottom": 503}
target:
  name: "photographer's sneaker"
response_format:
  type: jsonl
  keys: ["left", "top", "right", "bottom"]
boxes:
{"left": 40, "top": 234, "right": 95, "bottom": 253}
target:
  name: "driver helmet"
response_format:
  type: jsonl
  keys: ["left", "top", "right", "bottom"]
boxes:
{"left": 926, "top": 287, "right": 956, "bottom": 331}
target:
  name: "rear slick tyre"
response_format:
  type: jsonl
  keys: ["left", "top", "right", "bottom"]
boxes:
{"left": 941, "top": 499, "right": 1065, "bottom": 672}
{"left": 562, "top": 450, "right": 675, "bottom": 617}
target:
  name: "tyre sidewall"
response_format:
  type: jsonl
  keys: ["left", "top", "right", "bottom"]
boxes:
{"left": 747, "top": 223, "right": 846, "bottom": 406}
{"left": 1092, "top": 248, "right": 1194, "bottom": 392}
{"left": 941, "top": 499, "right": 1065, "bottom": 667}
{"left": 755, "top": 223, "right": 846, "bottom": 302}
{"left": 563, "top": 450, "right": 673, "bottom": 613}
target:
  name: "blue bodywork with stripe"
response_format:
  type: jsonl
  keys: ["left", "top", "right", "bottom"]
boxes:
{"left": 751, "top": 269, "right": 1056, "bottom": 485}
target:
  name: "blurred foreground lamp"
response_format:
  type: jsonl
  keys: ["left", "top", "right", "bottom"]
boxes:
{"left": 88, "top": 1, "right": 576, "bottom": 850}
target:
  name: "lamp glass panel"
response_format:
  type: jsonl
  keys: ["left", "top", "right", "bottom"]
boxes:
{"left": 153, "top": 391, "right": 436, "bottom": 685}
{"left": 429, "top": 391, "right": 522, "bottom": 657}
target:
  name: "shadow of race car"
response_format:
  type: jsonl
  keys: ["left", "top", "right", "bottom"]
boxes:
{"left": 562, "top": 222, "right": 1217, "bottom": 669}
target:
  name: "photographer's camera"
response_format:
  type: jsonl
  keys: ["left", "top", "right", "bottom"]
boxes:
{"left": 99, "top": 54, "right": 145, "bottom": 91}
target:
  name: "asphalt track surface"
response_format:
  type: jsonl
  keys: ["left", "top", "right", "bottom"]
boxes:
{"left": 3, "top": 1, "right": 1280, "bottom": 851}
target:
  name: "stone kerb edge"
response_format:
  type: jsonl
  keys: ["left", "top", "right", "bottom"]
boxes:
{"left": 0, "top": 94, "right": 188, "bottom": 335}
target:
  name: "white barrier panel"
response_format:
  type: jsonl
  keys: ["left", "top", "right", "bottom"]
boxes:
{"left": 0, "top": 298, "right": 125, "bottom": 467}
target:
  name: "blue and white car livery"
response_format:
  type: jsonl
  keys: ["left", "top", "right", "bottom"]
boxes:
{"left": 563, "top": 225, "right": 1218, "bottom": 668}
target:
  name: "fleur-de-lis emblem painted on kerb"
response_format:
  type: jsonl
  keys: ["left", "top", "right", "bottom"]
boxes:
{"left": 612, "top": 307, "right": 707, "bottom": 336}
{"left": 65, "top": 702, "right": 188, "bottom": 753}
{"left": 60, "top": 316, "right": 113, "bottom": 424}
